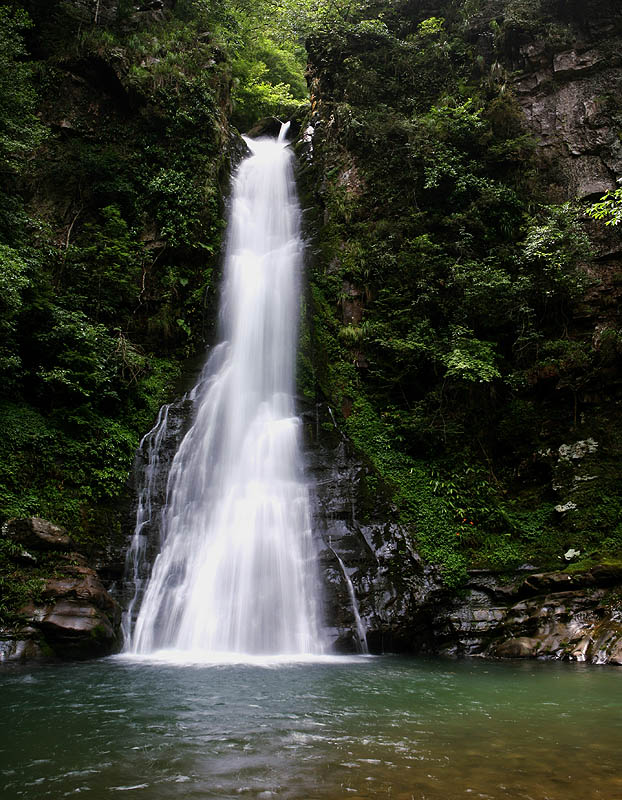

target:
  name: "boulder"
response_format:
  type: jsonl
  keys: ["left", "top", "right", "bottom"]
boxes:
{"left": 0, "top": 519, "right": 121, "bottom": 663}
{"left": 494, "top": 637, "right": 541, "bottom": 658}
{"left": 38, "top": 599, "right": 117, "bottom": 659}
{"left": 553, "top": 49, "right": 603, "bottom": 77}
{"left": 608, "top": 638, "right": 622, "bottom": 665}
{"left": 245, "top": 110, "right": 306, "bottom": 141}
{"left": 4, "top": 517, "right": 73, "bottom": 552}
{"left": 246, "top": 116, "right": 284, "bottom": 138}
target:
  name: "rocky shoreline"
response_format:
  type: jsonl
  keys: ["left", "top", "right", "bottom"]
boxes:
{"left": 305, "top": 404, "right": 622, "bottom": 666}
{"left": 425, "top": 565, "right": 622, "bottom": 664}
{"left": 2, "top": 512, "right": 621, "bottom": 665}
{"left": 0, "top": 518, "right": 120, "bottom": 663}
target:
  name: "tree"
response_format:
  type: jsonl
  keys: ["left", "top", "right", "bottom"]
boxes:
{"left": 586, "top": 188, "right": 622, "bottom": 227}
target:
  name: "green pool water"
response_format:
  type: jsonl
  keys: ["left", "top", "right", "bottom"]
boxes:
{"left": 1, "top": 655, "right": 621, "bottom": 799}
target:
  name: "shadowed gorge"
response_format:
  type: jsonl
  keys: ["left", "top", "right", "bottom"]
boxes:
{"left": 1, "top": 0, "right": 621, "bottom": 664}
{"left": 1, "top": 1, "right": 622, "bottom": 798}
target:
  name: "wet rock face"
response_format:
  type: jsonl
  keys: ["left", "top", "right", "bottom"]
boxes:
{"left": 303, "top": 407, "right": 622, "bottom": 664}
{"left": 302, "top": 403, "right": 448, "bottom": 654}
{"left": 508, "top": 11, "right": 622, "bottom": 199}
{"left": 430, "top": 566, "right": 622, "bottom": 665}
{"left": 246, "top": 117, "right": 287, "bottom": 138}
{"left": 0, "top": 518, "right": 121, "bottom": 663}
{"left": 117, "top": 393, "right": 195, "bottom": 633}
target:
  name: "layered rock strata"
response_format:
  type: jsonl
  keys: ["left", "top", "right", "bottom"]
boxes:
{"left": 0, "top": 518, "right": 120, "bottom": 662}
{"left": 305, "top": 405, "right": 622, "bottom": 664}
{"left": 430, "top": 565, "right": 622, "bottom": 664}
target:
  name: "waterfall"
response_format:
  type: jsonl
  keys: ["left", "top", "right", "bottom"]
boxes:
{"left": 330, "top": 548, "right": 369, "bottom": 654}
{"left": 121, "top": 402, "right": 172, "bottom": 645}
{"left": 126, "top": 124, "right": 324, "bottom": 656}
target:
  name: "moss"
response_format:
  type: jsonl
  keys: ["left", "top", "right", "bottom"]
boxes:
{"left": 0, "top": 537, "right": 45, "bottom": 622}
{"left": 90, "top": 624, "right": 109, "bottom": 641}
{"left": 37, "top": 639, "right": 55, "bottom": 658}
{"left": 299, "top": 3, "right": 622, "bottom": 583}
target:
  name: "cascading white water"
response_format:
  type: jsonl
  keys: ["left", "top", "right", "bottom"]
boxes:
{"left": 330, "top": 547, "right": 369, "bottom": 654}
{"left": 121, "top": 402, "right": 172, "bottom": 646}
{"left": 126, "top": 125, "right": 324, "bottom": 657}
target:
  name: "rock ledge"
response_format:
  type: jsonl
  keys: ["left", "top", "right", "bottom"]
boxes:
{"left": 0, "top": 518, "right": 121, "bottom": 663}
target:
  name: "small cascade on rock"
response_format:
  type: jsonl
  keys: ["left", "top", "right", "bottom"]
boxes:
{"left": 125, "top": 124, "right": 324, "bottom": 657}
{"left": 121, "top": 404, "right": 171, "bottom": 644}
{"left": 330, "top": 547, "right": 369, "bottom": 654}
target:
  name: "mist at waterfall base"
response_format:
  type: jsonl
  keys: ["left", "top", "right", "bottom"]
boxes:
{"left": 123, "top": 127, "right": 330, "bottom": 662}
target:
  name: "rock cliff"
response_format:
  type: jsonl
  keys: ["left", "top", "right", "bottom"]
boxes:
{"left": 297, "top": 0, "right": 622, "bottom": 663}
{"left": 0, "top": 518, "right": 120, "bottom": 662}
{"left": 305, "top": 404, "right": 622, "bottom": 664}
{"left": 503, "top": 2, "right": 622, "bottom": 201}
{"left": 4, "top": 0, "right": 622, "bottom": 666}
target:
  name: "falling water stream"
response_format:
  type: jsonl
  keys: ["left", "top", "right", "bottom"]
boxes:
{"left": 2, "top": 129, "right": 621, "bottom": 800}
{"left": 330, "top": 547, "right": 369, "bottom": 654}
{"left": 125, "top": 125, "right": 324, "bottom": 657}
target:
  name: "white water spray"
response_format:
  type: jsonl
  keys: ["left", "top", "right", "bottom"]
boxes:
{"left": 127, "top": 125, "right": 324, "bottom": 656}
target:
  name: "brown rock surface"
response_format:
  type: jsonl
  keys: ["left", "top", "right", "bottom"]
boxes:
{"left": 427, "top": 567, "right": 622, "bottom": 664}
{"left": 1, "top": 519, "right": 121, "bottom": 663}
{"left": 494, "top": 637, "right": 541, "bottom": 658}
{"left": 5, "top": 517, "right": 74, "bottom": 553}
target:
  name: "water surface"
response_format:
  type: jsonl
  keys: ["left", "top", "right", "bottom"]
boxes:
{"left": 2, "top": 656, "right": 620, "bottom": 799}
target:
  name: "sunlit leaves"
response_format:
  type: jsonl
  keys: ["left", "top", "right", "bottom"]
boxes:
{"left": 586, "top": 187, "right": 622, "bottom": 227}
{"left": 443, "top": 330, "right": 501, "bottom": 383}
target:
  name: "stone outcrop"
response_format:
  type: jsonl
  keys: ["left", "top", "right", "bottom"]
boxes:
{"left": 429, "top": 565, "right": 622, "bottom": 664}
{"left": 7, "top": 517, "right": 74, "bottom": 553}
{"left": 303, "top": 402, "right": 422, "bottom": 651}
{"left": 488, "top": 1, "right": 622, "bottom": 200}
{"left": 304, "top": 405, "right": 622, "bottom": 664}
{"left": 513, "top": 41, "right": 622, "bottom": 199}
{"left": 0, "top": 518, "right": 121, "bottom": 663}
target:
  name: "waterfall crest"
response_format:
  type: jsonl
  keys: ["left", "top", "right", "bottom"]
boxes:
{"left": 126, "top": 126, "right": 324, "bottom": 656}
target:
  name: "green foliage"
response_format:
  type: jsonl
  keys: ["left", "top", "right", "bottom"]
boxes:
{"left": 0, "top": 0, "right": 619, "bottom": 610}
{"left": 0, "top": 0, "right": 223, "bottom": 560}
{"left": 344, "top": 397, "right": 472, "bottom": 587}
{"left": 0, "top": 571, "right": 44, "bottom": 624}
{"left": 443, "top": 330, "right": 501, "bottom": 383}
{"left": 168, "top": 0, "right": 313, "bottom": 129}
{"left": 0, "top": 7, "right": 47, "bottom": 174}
{"left": 148, "top": 170, "right": 212, "bottom": 247}
{"left": 0, "top": 347, "right": 177, "bottom": 537}
{"left": 521, "top": 204, "right": 591, "bottom": 295}
{"left": 64, "top": 206, "right": 143, "bottom": 324}
{"left": 232, "top": 59, "right": 305, "bottom": 131}
{"left": 0, "top": 245, "right": 30, "bottom": 380}
{"left": 301, "top": 3, "right": 620, "bottom": 581}
{"left": 586, "top": 187, "right": 622, "bottom": 227}
{"left": 418, "top": 17, "right": 445, "bottom": 37}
